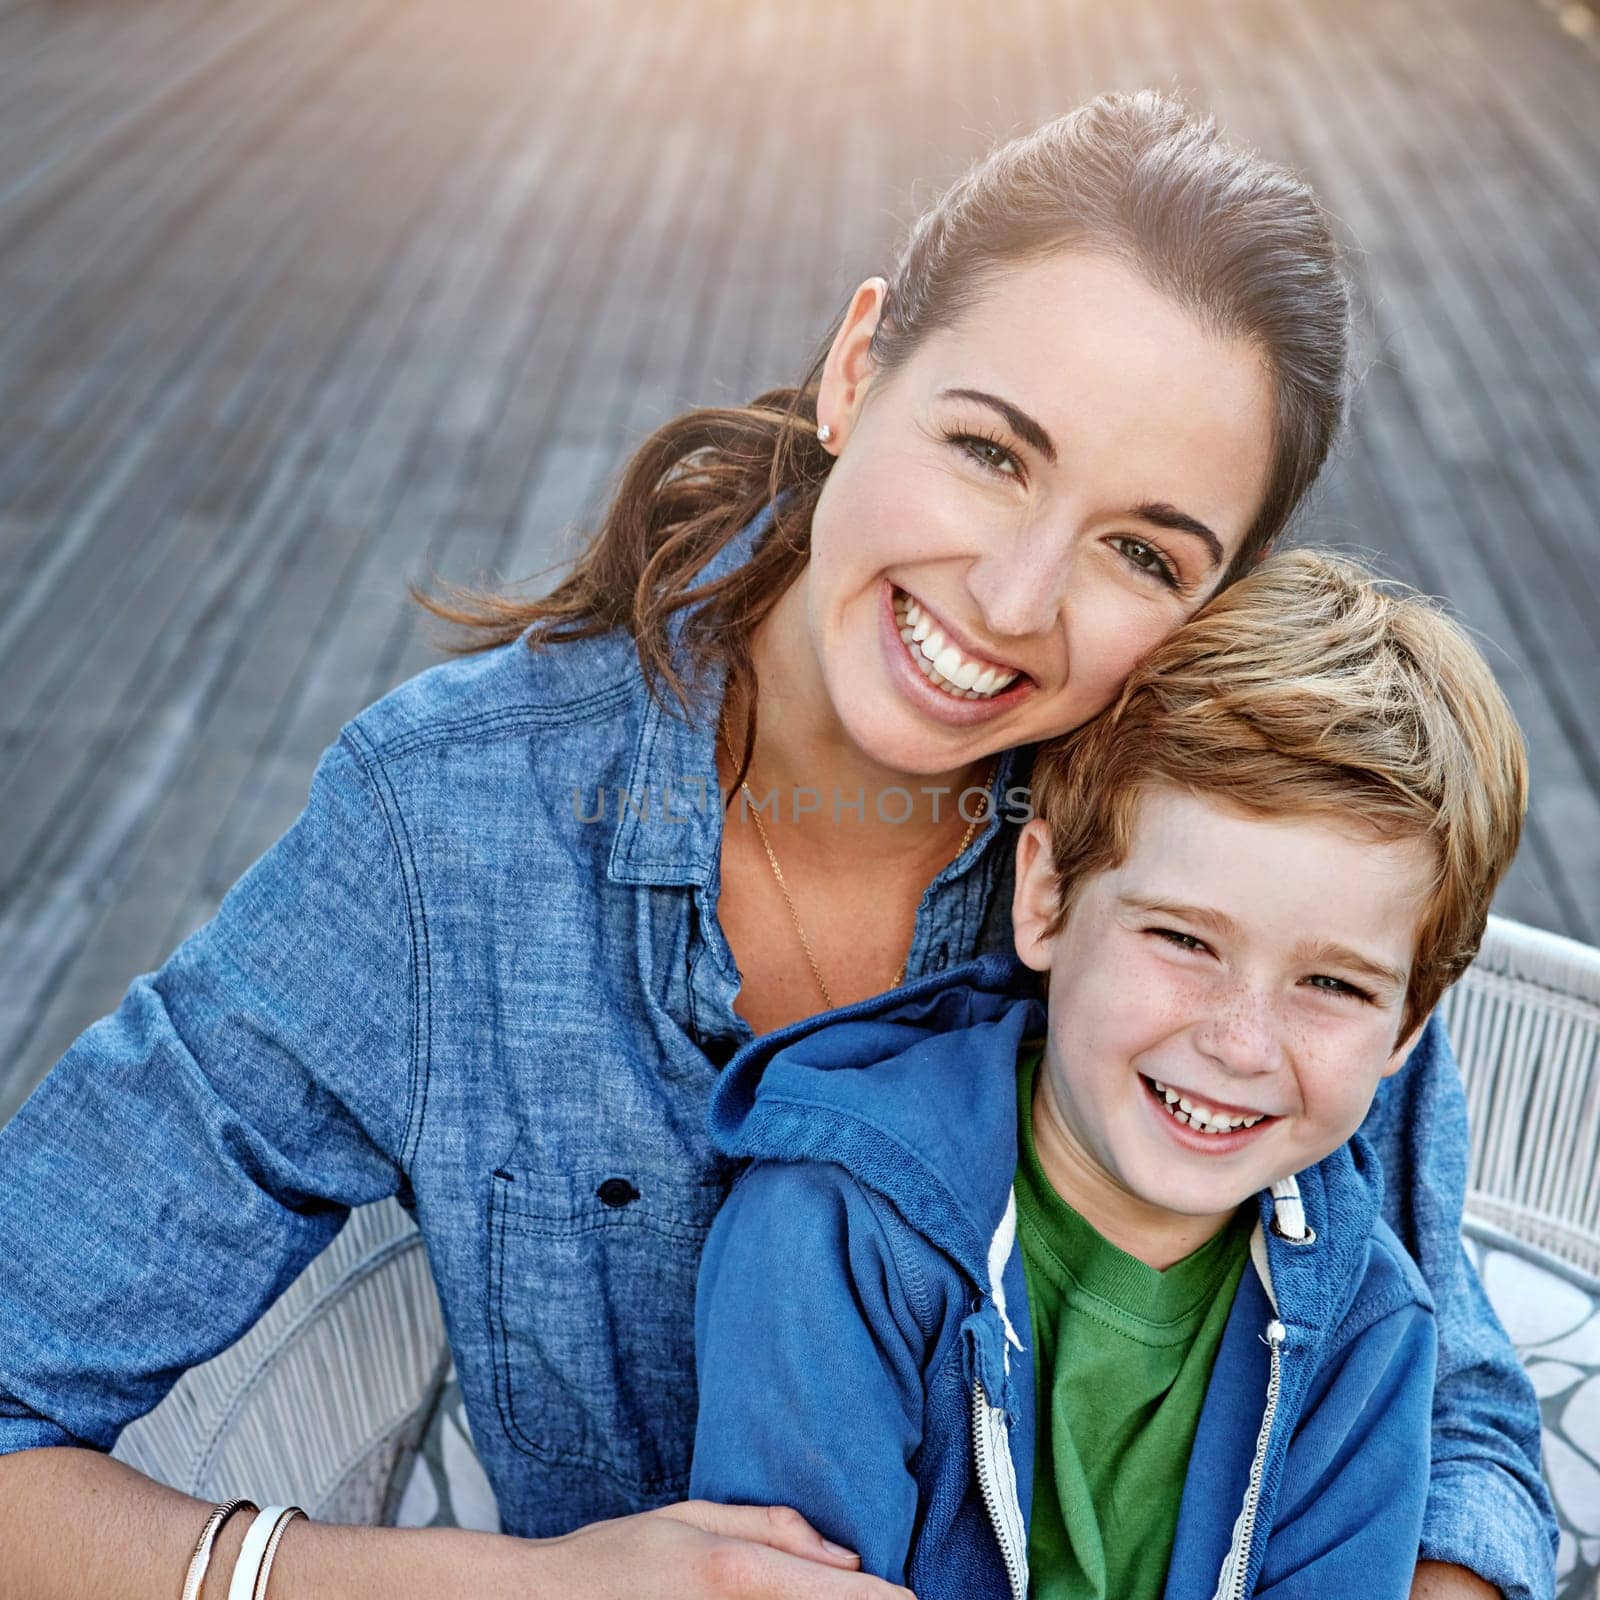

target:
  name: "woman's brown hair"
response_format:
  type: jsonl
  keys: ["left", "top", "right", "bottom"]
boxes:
{"left": 419, "top": 90, "right": 1353, "bottom": 774}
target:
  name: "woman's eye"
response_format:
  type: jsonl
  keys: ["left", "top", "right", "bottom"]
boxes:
{"left": 1304, "top": 974, "right": 1373, "bottom": 1002}
{"left": 946, "top": 430, "right": 1023, "bottom": 481}
{"left": 1110, "top": 535, "right": 1180, "bottom": 590}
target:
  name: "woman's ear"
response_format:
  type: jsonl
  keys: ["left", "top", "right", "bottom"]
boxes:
{"left": 816, "top": 276, "right": 887, "bottom": 452}
{"left": 1012, "top": 818, "right": 1061, "bottom": 974}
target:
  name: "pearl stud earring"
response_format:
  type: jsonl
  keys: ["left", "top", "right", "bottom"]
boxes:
{"left": 817, "top": 423, "right": 833, "bottom": 445}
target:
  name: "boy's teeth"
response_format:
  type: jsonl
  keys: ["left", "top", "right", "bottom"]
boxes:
{"left": 892, "top": 591, "right": 1020, "bottom": 700}
{"left": 1149, "top": 1078, "right": 1265, "bottom": 1135}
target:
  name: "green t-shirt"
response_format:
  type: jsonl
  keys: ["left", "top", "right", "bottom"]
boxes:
{"left": 1015, "top": 1044, "right": 1252, "bottom": 1600}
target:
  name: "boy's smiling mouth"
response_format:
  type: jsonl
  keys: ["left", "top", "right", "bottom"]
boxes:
{"left": 1139, "top": 1073, "right": 1275, "bottom": 1137}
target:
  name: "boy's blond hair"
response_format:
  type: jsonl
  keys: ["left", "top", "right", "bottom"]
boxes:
{"left": 1030, "top": 550, "right": 1527, "bottom": 1038}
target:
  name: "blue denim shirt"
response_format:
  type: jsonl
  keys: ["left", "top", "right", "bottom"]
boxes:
{"left": 0, "top": 513, "right": 1555, "bottom": 1595}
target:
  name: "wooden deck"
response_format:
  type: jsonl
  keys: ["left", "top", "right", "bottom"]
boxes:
{"left": 1, "top": 0, "right": 1597, "bottom": 1118}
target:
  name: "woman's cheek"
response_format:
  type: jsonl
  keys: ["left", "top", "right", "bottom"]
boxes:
{"left": 1061, "top": 603, "right": 1176, "bottom": 726}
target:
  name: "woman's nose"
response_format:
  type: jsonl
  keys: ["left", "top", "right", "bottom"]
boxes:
{"left": 965, "top": 539, "right": 1073, "bottom": 642}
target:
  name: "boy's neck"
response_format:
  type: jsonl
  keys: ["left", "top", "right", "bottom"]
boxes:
{"left": 1030, "top": 1067, "right": 1242, "bottom": 1272}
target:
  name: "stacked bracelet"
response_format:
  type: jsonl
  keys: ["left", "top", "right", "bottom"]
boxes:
{"left": 226, "top": 1505, "right": 307, "bottom": 1600}
{"left": 181, "top": 1499, "right": 257, "bottom": 1600}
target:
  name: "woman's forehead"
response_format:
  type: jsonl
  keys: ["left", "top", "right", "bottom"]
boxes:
{"left": 911, "top": 255, "right": 1276, "bottom": 533}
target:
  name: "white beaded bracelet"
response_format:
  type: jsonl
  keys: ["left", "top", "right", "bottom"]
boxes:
{"left": 226, "top": 1505, "right": 306, "bottom": 1600}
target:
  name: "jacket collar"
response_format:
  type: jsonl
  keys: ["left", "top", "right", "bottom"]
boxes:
{"left": 710, "top": 955, "right": 1049, "bottom": 1285}
{"left": 607, "top": 505, "right": 772, "bottom": 889}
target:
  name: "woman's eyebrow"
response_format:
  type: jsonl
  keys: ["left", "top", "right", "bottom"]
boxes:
{"left": 1131, "top": 503, "right": 1225, "bottom": 568}
{"left": 938, "top": 387, "right": 1058, "bottom": 465}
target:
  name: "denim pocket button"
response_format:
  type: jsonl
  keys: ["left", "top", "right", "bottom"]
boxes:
{"left": 596, "top": 1177, "right": 640, "bottom": 1208}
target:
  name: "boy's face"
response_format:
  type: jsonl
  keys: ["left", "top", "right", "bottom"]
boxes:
{"left": 1012, "top": 788, "right": 1434, "bottom": 1261}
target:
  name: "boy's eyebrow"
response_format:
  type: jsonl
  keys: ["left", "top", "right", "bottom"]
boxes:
{"left": 1117, "top": 895, "right": 1241, "bottom": 940}
{"left": 936, "top": 388, "right": 1224, "bottom": 568}
{"left": 1291, "top": 940, "right": 1410, "bottom": 992}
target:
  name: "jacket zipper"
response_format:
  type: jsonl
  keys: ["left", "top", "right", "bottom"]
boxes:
{"left": 970, "top": 1377, "right": 1028, "bottom": 1600}
{"left": 1213, "top": 1318, "right": 1288, "bottom": 1600}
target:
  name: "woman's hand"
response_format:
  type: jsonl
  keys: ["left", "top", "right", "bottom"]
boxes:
{"left": 1409, "top": 1562, "right": 1501, "bottom": 1600}
{"left": 522, "top": 1501, "right": 918, "bottom": 1599}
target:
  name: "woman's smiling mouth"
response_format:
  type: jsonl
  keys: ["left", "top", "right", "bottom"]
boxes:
{"left": 890, "top": 586, "right": 1026, "bottom": 699}
{"left": 875, "top": 580, "right": 1036, "bottom": 730}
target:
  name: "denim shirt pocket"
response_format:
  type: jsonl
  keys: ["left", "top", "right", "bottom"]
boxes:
{"left": 487, "top": 1160, "right": 723, "bottom": 1497}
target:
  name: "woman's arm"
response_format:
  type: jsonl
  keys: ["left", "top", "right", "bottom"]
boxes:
{"left": 691, "top": 1161, "right": 931, "bottom": 1585}
{"left": 1362, "top": 1015, "right": 1557, "bottom": 1600}
{"left": 0, "top": 1446, "right": 913, "bottom": 1600}
{"left": 0, "top": 737, "right": 915, "bottom": 1600}
{"left": 0, "top": 739, "right": 414, "bottom": 1460}
{"left": 1411, "top": 1564, "right": 1503, "bottom": 1600}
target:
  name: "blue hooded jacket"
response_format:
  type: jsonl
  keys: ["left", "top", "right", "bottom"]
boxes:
{"left": 691, "top": 955, "right": 1441, "bottom": 1600}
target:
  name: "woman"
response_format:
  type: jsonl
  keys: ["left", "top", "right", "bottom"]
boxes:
{"left": 0, "top": 92, "right": 1551, "bottom": 1600}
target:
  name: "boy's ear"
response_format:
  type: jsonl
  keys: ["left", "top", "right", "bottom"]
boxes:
{"left": 1011, "top": 818, "right": 1061, "bottom": 974}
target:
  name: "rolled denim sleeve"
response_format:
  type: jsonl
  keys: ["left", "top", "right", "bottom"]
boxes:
{"left": 0, "top": 731, "right": 419, "bottom": 1455}
{"left": 1362, "top": 1014, "right": 1558, "bottom": 1600}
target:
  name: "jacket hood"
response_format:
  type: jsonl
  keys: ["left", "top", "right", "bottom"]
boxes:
{"left": 710, "top": 953, "right": 1046, "bottom": 1288}
{"left": 711, "top": 953, "right": 1408, "bottom": 1342}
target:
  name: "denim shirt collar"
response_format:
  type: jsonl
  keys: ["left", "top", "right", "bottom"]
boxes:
{"left": 606, "top": 503, "right": 769, "bottom": 889}
{"left": 607, "top": 500, "right": 1030, "bottom": 892}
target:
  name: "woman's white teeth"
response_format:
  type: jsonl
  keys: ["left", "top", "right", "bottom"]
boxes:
{"left": 1151, "top": 1078, "right": 1264, "bottom": 1135}
{"left": 893, "top": 592, "right": 1020, "bottom": 700}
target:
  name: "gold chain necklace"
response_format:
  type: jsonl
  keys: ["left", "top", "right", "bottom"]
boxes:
{"left": 718, "top": 713, "right": 996, "bottom": 1009}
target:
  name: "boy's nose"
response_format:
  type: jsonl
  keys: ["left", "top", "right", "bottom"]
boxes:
{"left": 1194, "top": 990, "right": 1286, "bottom": 1080}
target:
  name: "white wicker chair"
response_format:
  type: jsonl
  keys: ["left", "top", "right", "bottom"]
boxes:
{"left": 113, "top": 913, "right": 1600, "bottom": 1525}
{"left": 112, "top": 1197, "right": 450, "bottom": 1522}
{"left": 1442, "top": 916, "right": 1600, "bottom": 1281}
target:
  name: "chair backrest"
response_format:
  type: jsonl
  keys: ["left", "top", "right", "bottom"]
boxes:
{"left": 112, "top": 1196, "right": 448, "bottom": 1523}
{"left": 1442, "top": 913, "right": 1600, "bottom": 1281}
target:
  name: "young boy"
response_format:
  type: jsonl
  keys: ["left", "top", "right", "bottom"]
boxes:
{"left": 689, "top": 551, "right": 1529, "bottom": 1600}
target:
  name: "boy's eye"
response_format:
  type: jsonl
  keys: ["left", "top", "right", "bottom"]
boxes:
{"left": 1150, "top": 927, "right": 1208, "bottom": 953}
{"left": 1303, "top": 974, "right": 1374, "bottom": 1002}
{"left": 1109, "top": 535, "right": 1180, "bottom": 591}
